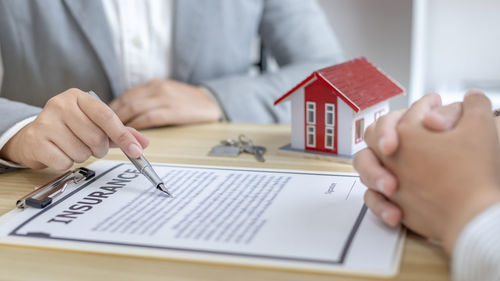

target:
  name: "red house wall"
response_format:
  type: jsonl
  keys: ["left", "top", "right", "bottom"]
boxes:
{"left": 304, "top": 80, "right": 337, "bottom": 153}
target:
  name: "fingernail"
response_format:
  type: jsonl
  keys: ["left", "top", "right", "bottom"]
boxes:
{"left": 376, "top": 178, "right": 385, "bottom": 193}
{"left": 127, "top": 143, "right": 142, "bottom": 158}
{"left": 381, "top": 210, "right": 392, "bottom": 225}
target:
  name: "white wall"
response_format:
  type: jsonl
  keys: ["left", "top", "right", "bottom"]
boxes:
{"left": 420, "top": 0, "right": 500, "bottom": 106}
{"left": 318, "top": 0, "right": 413, "bottom": 110}
{"left": 290, "top": 88, "right": 305, "bottom": 150}
{"left": 337, "top": 98, "right": 353, "bottom": 156}
{"left": 424, "top": 0, "right": 500, "bottom": 92}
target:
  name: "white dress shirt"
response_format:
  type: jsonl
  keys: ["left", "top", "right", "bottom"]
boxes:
{"left": 452, "top": 202, "right": 500, "bottom": 281}
{"left": 0, "top": 0, "right": 173, "bottom": 166}
{"left": 103, "top": 0, "right": 173, "bottom": 90}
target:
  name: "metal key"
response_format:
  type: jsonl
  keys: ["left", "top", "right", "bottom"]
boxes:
{"left": 209, "top": 145, "right": 242, "bottom": 157}
{"left": 244, "top": 145, "right": 266, "bottom": 162}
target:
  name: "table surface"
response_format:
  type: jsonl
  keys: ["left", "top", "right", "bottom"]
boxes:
{"left": 0, "top": 123, "right": 450, "bottom": 281}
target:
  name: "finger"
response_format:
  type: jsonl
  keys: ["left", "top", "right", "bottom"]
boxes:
{"left": 110, "top": 127, "right": 150, "bottom": 149}
{"left": 423, "top": 102, "right": 463, "bottom": 131}
{"left": 113, "top": 97, "right": 167, "bottom": 125}
{"left": 33, "top": 141, "right": 74, "bottom": 171}
{"left": 354, "top": 149, "right": 398, "bottom": 196}
{"left": 62, "top": 106, "right": 110, "bottom": 158}
{"left": 128, "top": 127, "right": 150, "bottom": 148}
{"left": 363, "top": 122, "right": 376, "bottom": 150}
{"left": 126, "top": 108, "right": 172, "bottom": 129}
{"left": 48, "top": 124, "right": 93, "bottom": 163}
{"left": 460, "top": 89, "right": 493, "bottom": 124}
{"left": 364, "top": 189, "right": 403, "bottom": 227}
{"left": 109, "top": 86, "right": 155, "bottom": 112}
{"left": 399, "top": 93, "right": 442, "bottom": 128}
{"left": 77, "top": 94, "right": 143, "bottom": 158}
{"left": 374, "top": 109, "right": 406, "bottom": 155}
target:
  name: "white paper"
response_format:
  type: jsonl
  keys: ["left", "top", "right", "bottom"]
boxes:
{"left": 0, "top": 160, "right": 404, "bottom": 277}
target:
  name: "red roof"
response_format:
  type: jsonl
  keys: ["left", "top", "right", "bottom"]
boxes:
{"left": 274, "top": 57, "right": 404, "bottom": 112}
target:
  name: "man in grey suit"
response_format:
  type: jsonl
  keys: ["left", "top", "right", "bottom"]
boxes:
{"left": 0, "top": 0, "right": 342, "bottom": 171}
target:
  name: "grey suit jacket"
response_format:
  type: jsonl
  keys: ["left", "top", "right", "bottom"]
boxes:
{"left": 0, "top": 0, "right": 342, "bottom": 135}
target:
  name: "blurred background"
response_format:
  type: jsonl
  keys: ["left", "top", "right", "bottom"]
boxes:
{"left": 319, "top": 0, "right": 500, "bottom": 109}
{"left": 1, "top": 0, "right": 498, "bottom": 110}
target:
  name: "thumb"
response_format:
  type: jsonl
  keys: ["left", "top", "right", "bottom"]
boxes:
{"left": 460, "top": 89, "right": 492, "bottom": 123}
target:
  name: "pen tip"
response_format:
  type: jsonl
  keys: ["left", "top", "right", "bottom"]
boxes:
{"left": 157, "top": 183, "right": 173, "bottom": 197}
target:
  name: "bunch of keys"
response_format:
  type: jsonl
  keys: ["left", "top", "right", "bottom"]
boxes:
{"left": 209, "top": 134, "right": 266, "bottom": 162}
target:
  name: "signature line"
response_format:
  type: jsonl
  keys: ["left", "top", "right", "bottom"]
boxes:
{"left": 345, "top": 180, "right": 356, "bottom": 200}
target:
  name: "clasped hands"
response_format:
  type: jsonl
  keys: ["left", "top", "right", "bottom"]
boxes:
{"left": 354, "top": 90, "right": 500, "bottom": 254}
{"left": 0, "top": 79, "right": 222, "bottom": 170}
{"left": 110, "top": 79, "right": 222, "bottom": 129}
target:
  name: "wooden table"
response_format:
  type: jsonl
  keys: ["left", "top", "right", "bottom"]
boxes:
{"left": 0, "top": 123, "right": 450, "bottom": 281}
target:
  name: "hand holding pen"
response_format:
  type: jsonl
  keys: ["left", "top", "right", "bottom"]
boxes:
{"left": 0, "top": 88, "right": 171, "bottom": 196}
{"left": 0, "top": 88, "right": 147, "bottom": 170}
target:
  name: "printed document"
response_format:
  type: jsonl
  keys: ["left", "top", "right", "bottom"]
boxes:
{"left": 0, "top": 160, "right": 404, "bottom": 276}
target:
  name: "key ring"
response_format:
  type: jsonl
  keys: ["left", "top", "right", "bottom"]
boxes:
{"left": 238, "top": 134, "right": 253, "bottom": 147}
{"left": 221, "top": 138, "right": 239, "bottom": 146}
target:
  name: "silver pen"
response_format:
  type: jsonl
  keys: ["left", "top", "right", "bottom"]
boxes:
{"left": 125, "top": 153, "right": 172, "bottom": 197}
{"left": 87, "top": 90, "right": 172, "bottom": 197}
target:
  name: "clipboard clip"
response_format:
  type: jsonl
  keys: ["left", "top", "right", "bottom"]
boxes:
{"left": 16, "top": 168, "right": 95, "bottom": 209}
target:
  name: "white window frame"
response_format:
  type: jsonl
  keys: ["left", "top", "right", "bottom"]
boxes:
{"left": 324, "top": 127, "right": 334, "bottom": 149}
{"left": 306, "top": 125, "right": 316, "bottom": 147}
{"left": 355, "top": 118, "right": 365, "bottom": 144}
{"left": 325, "top": 103, "right": 335, "bottom": 127}
{"left": 306, "top": 102, "right": 316, "bottom": 125}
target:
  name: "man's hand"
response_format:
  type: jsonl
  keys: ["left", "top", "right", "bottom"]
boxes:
{"left": 361, "top": 90, "right": 500, "bottom": 254}
{"left": 0, "top": 89, "right": 149, "bottom": 170}
{"left": 354, "top": 94, "right": 463, "bottom": 226}
{"left": 110, "top": 79, "right": 223, "bottom": 129}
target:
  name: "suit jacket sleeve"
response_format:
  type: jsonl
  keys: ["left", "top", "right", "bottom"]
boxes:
{"left": 0, "top": 98, "right": 41, "bottom": 136}
{"left": 0, "top": 98, "right": 41, "bottom": 172}
{"left": 201, "top": 0, "right": 343, "bottom": 123}
{"left": 0, "top": 39, "right": 42, "bottom": 139}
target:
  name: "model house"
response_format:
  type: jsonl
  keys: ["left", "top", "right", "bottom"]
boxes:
{"left": 274, "top": 57, "right": 404, "bottom": 157}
